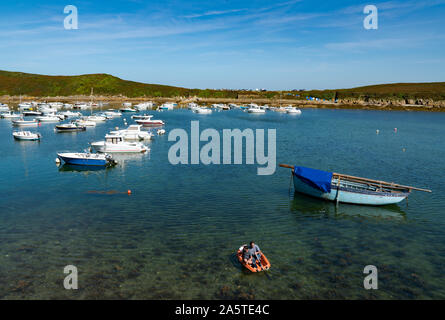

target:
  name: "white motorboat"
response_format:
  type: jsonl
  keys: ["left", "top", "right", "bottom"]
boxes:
{"left": 1, "top": 111, "right": 21, "bottom": 119}
{"left": 247, "top": 104, "right": 265, "bottom": 113}
{"left": 74, "top": 119, "right": 96, "bottom": 127}
{"left": 135, "top": 117, "right": 165, "bottom": 127}
{"left": 194, "top": 107, "right": 212, "bottom": 114}
{"left": 55, "top": 123, "right": 87, "bottom": 132}
{"left": 159, "top": 102, "right": 176, "bottom": 110}
{"left": 0, "top": 104, "right": 9, "bottom": 112}
{"left": 103, "top": 110, "right": 122, "bottom": 118}
{"left": 131, "top": 114, "right": 153, "bottom": 120}
{"left": 272, "top": 107, "right": 287, "bottom": 113}
{"left": 85, "top": 115, "right": 107, "bottom": 122}
{"left": 91, "top": 134, "right": 149, "bottom": 153}
{"left": 134, "top": 102, "right": 154, "bottom": 111}
{"left": 12, "top": 119, "right": 39, "bottom": 127}
{"left": 286, "top": 107, "right": 302, "bottom": 114}
{"left": 13, "top": 131, "right": 41, "bottom": 141}
{"left": 73, "top": 103, "right": 90, "bottom": 110}
{"left": 59, "top": 111, "right": 81, "bottom": 118}
{"left": 18, "top": 102, "right": 33, "bottom": 110}
{"left": 36, "top": 115, "right": 62, "bottom": 122}
{"left": 120, "top": 107, "right": 137, "bottom": 113}
{"left": 22, "top": 110, "right": 43, "bottom": 116}
{"left": 48, "top": 102, "right": 63, "bottom": 109}
{"left": 109, "top": 125, "right": 153, "bottom": 141}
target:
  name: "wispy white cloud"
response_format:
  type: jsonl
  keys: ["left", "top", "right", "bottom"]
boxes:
{"left": 183, "top": 9, "right": 247, "bottom": 19}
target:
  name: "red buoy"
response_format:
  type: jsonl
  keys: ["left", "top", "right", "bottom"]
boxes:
{"left": 127, "top": 190, "right": 132, "bottom": 195}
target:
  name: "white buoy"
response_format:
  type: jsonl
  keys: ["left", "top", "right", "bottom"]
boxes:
{"left": 55, "top": 158, "right": 61, "bottom": 165}
{"left": 376, "top": 129, "right": 380, "bottom": 134}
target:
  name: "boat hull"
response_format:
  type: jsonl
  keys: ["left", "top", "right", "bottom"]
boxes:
{"left": 292, "top": 174, "right": 408, "bottom": 206}
{"left": 58, "top": 153, "right": 108, "bottom": 166}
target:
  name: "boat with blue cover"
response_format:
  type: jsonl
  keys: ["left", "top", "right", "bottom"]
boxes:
{"left": 57, "top": 153, "right": 117, "bottom": 167}
{"left": 279, "top": 164, "right": 431, "bottom": 206}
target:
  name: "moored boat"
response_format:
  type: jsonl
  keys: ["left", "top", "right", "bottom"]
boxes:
{"left": 194, "top": 107, "right": 212, "bottom": 114}
{"left": 74, "top": 119, "right": 96, "bottom": 127}
{"left": 108, "top": 124, "right": 153, "bottom": 141}
{"left": 22, "top": 111, "right": 43, "bottom": 116}
{"left": 91, "top": 134, "right": 149, "bottom": 153}
{"left": 55, "top": 123, "right": 87, "bottom": 132}
{"left": 84, "top": 115, "right": 107, "bottom": 122}
{"left": 103, "top": 110, "right": 122, "bottom": 118}
{"left": 247, "top": 104, "right": 265, "bottom": 113}
{"left": 1, "top": 111, "right": 21, "bottom": 119}
{"left": 286, "top": 106, "right": 302, "bottom": 114}
{"left": 36, "top": 115, "right": 62, "bottom": 122}
{"left": 279, "top": 164, "right": 431, "bottom": 206}
{"left": 57, "top": 152, "right": 116, "bottom": 166}
{"left": 12, "top": 119, "right": 39, "bottom": 127}
{"left": 131, "top": 114, "right": 153, "bottom": 120}
{"left": 119, "top": 107, "right": 137, "bottom": 113}
{"left": 13, "top": 131, "right": 41, "bottom": 141}
{"left": 135, "top": 117, "right": 165, "bottom": 127}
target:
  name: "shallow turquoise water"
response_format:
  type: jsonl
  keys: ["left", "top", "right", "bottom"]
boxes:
{"left": 0, "top": 108, "right": 444, "bottom": 299}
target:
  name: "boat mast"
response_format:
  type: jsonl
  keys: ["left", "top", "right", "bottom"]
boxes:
{"left": 90, "top": 87, "right": 94, "bottom": 115}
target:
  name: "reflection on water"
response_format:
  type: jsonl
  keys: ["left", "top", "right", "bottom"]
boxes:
{"left": 58, "top": 164, "right": 109, "bottom": 173}
{"left": 290, "top": 192, "right": 407, "bottom": 221}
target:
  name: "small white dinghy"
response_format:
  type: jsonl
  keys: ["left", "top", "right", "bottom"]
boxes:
{"left": 13, "top": 131, "right": 41, "bottom": 141}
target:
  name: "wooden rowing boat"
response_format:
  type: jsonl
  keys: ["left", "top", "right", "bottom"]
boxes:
{"left": 279, "top": 164, "right": 431, "bottom": 206}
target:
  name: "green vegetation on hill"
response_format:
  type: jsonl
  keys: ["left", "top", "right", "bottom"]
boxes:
{"left": 0, "top": 70, "right": 239, "bottom": 98}
{"left": 293, "top": 83, "right": 445, "bottom": 101}
{"left": 0, "top": 70, "right": 444, "bottom": 101}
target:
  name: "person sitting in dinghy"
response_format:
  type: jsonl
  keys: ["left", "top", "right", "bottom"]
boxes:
{"left": 242, "top": 246, "right": 255, "bottom": 267}
{"left": 248, "top": 242, "right": 262, "bottom": 267}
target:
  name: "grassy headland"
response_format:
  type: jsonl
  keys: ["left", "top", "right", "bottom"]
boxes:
{"left": 1, "top": 70, "right": 444, "bottom": 110}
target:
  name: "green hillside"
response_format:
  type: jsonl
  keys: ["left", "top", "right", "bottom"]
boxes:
{"left": 0, "top": 70, "right": 239, "bottom": 98}
{"left": 0, "top": 70, "right": 444, "bottom": 101}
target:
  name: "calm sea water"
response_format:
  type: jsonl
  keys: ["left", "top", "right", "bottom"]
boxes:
{"left": 0, "top": 108, "right": 444, "bottom": 299}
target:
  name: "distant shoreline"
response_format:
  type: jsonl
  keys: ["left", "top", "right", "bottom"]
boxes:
{"left": 1, "top": 95, "right": 443, "bottom": 112}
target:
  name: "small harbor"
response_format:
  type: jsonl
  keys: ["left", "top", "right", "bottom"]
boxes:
{"left": 1, "top": 104, "right": 444, "bottom": 299}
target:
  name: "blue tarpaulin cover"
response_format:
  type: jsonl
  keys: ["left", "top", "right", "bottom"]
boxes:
{"left": 293, "top": 166, "right": 333, "bottom": 193}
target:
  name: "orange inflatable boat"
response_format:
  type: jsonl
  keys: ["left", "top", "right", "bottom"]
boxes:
{"left": 237, "top": 245, "right": 271, "bottom": 272}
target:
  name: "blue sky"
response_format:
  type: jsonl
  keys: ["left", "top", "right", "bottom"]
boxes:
{"left": 1, "top": 0, "right": 444, "bottom": 90}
